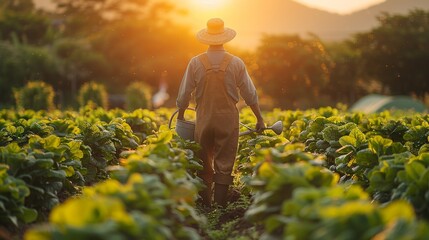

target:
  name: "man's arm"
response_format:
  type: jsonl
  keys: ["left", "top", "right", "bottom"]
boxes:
{"left": 235, "top": 58, "right": 265, "bottom": 131}
{"left": 176, "top": 58, "right": 195, "bottom": 120}
{"left": 249, "top": 103, "right": 265, "bottom": 132}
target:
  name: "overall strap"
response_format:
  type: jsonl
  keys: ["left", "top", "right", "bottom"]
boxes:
{"left": 198, "top": 53, "right": 212, "bottom": 71}
{"left": 198, "top": 52, "right": 234, "bottom": 72}
{"left": 219, "top": 53, "right": 233, "bottom": 72}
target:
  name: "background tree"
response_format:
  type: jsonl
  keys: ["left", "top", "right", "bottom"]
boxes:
{"left": 325, "top": 41, "right": 365, "bottom": 105}
{"left": 52, "top": 39, "right": 108, "bottom": 106}
{"left": 52, "top": 0, "right": 204, "bottom": 105}
{"left": 254, "top": 34, "right": 334, "bottom": 109}
{"left": 0, "top": 0, "right": 53, "bottom": 45}
{"left": 0, "top": 42, "right": 60, "bottom": 106}
{"left": 352, "top": 10, "right": 429, "bottom": 99}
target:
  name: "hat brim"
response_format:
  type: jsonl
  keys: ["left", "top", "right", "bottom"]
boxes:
{"left": 196, "top": 28, "right": 236, "bottom": 45}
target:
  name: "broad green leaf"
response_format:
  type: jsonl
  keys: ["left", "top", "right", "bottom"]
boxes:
{"left": 381, "top": 201, "right": 415, "bottom": 223}
{"left": 356, "top": 149, "right": 378, "bottom": 167}
{"left": 350, "top": 128, "right": 366, "bottom": 147}
{"left": 405, "top": 161, "right": 426, "bottom": 183}
{"left": 62, "top": 166, "right": 75, "bottom": 177}
{"left": 404, "top": 127, "right": 427, "bottom": 142}
{"left": 388, "top": 142, "right": 407, "bottom": 154}
{"left": 322, "top": 125, "right": 341, "bottom": 142}
{"left": 68, "top": 141, "right": 84, "bottom": 159}
{"left": 47, "top": 170, "right": 67, "bottom": 179}
{"left": 31, "top": 158, "right": 54, "bottom": 169}
{"left": 369, "top": 136, "right": 393, "bottom": 156}
{"left": 23, "top": 229, "right": 52, "bottom": 240}
{"left": 335, "top": 152, "right": 353, "bottom": 165}
{"left": 339, "top": 136, "right": 356, "bottom": 147}
{"left": 19, "top": 207, "right": 38, "bottom": 223}
{"left": 419, "top": 144, "right": 429, "bottom": 155}
{"left": 6, "top": 125, "right": 16, "bottom": 134}
{"left": 45, "top": 135, "right": 61, "bottom": 149}
{"left": 309, "top": 117, "right": 327, "bottom": 133}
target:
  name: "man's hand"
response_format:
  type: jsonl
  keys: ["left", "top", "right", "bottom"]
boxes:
{"left": 249, "top": 104, "right": 265, "bottom": 133}
{"left": 177, "top": 108, "right": 185, "bottom": 120}
{"left": 255, "top": 119, "right": 265, "bottom": 133}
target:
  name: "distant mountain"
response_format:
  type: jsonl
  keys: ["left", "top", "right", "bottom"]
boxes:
{"left": 340, "top": 0, "right": 429, "bottom": 37}
{"left": 223, "top": 0, "right": 429, "bottom": 47}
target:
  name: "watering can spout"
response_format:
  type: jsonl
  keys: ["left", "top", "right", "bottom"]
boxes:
{"left": 239, "top": 120, "right": 283, "bottom": 137}
{"left": 271, "top": 121, "right": 283, "bottom": 135}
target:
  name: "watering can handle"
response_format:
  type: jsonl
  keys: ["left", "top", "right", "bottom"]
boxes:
{"left": 239, "top": 129, "right": 257, "bottom": 136}
{"left": 168, "top": 108, "right": 196, "bottom": 129}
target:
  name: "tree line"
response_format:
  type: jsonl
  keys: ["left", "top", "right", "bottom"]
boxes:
{"left": 0, "top": 0, "right": 428, "bottom": 109}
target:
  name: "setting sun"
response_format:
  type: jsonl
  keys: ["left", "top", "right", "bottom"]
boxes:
{"left": 191, "top": 0, "right": 227, "bottom": 9}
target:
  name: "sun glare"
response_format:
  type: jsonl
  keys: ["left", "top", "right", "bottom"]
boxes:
{"left": 191, "top": 0, "right": 226, "bottom": 9}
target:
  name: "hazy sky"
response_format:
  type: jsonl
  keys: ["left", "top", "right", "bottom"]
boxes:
{"left": 295, "top": 0, "right": 386, "bottom": 14}
{"left": 184, "top": 0, "right": 386, "bottom": 14}
{"left": 34, "top": 0, "right": 386, "bottom": 15}
{"left": 33, "top": 0, "right": 389, "bottom": 49}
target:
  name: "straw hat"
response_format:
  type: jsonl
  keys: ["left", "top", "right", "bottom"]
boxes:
{"left": 196, "top": 18, "right": 236, "bottom": 45}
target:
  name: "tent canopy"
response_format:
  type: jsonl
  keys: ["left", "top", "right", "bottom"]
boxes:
{"left": 350, "top": 94, "right": 428, "bottom": 113}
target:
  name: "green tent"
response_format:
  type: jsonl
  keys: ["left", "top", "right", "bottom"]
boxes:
{"left": 350, "top": 94, "right": 428, "bottom": 113}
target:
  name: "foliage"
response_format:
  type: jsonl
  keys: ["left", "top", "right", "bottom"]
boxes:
{"left": 352, "top": 10, "right": 429, "bottom": 98}
{"left": 0, "top": 164, "right": 37, "bottom": 227}
{"left": 0, "top": 0, "right": 53, "bottom": 45}
{"left": 3, "top": 106, "right": 429, "bottom": 239}
{"left": 53, "top": 0, "right": 203, "bottom": 98}
{"left": 14, "top": 81, "right": 55, "bottom": 111}
{"left": 25, "top": 126, "right": 205, "bottom": 240}
{"left": 0, "top": 107, "right": 159, "bottom": 230}
{"left": 254, "top": 35, "right": 334, "bottom": 108}
{"left": 325, "top": 41, "right": 364, "bottom": 104}
{"left": 125, "top": 81, "right": 152, "bottom": 111}
{"left": 52, "top": 39, "right": 109, "bottom": 106}
{"left": 0, "top": 43, "right": 60, "bottom": 106}
{"left": 77, "top": 81, "right": 108, "bottom": 109}
{"left": 0, "top": 135, "right": 84, "bottom": 211}
{"left": 233, "top": 110, "right": 429, "bottom": 239}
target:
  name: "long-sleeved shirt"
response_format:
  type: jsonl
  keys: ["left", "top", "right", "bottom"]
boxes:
{"left": 176, "top": 48, "right": 258, "bottom": 109}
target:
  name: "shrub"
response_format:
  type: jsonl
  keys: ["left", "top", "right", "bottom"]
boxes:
{"left": 125, "top": 81, "right": 152, "bottom": 110}
{"left": 14, "top": 81, "right": 55, "bottom": 111}
{"left": 78, "top": 81, "right": 108, "bottom": 109}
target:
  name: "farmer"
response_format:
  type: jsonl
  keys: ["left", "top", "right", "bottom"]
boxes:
{"left": 176, "top": 18, "right": 265, "bottom": 207}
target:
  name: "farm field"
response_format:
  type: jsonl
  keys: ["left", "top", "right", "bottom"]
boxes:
{"left": 1, "top": 107, "right": 429, "bottom": 240}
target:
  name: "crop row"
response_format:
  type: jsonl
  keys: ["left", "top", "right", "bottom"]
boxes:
{"left": 25, "top": 127, "right": 204, "bottom": 240}
{"left": 0, "top": 107, "right": 161, "bottom": 229}
{"left": 3, "top": 106, "right": 429, "bottom": 239}
{"left": 236, "top": 107, "right": 429, "bottom": 239}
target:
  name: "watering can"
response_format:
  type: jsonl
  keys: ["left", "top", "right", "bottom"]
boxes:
{"left": 168, "top": 108, "right": 283, "bottom": 141}
{"left": 168, "top": 108, "right": 196, "bottom": 141}
{"left": 239, "top": 121, "right": 283, "bottom": 136}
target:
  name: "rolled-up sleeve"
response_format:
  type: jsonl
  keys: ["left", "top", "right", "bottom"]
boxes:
{"left": 237, "top": 62, "right": 258, "bottom": 106}
{"left": 176, "top": 59, "right": 196, "bottom": 109}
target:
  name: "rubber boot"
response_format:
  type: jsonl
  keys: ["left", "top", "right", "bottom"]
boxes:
{"left": 214, "top": 183, "right": 229, "bottom": 207}
{"left": 199, "top": 182, "right": 213, "bottom": 208}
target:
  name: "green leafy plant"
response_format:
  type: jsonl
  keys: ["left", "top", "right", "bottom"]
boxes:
{"left": 14, "top": 81, "right": 55, "bottom": 111}
{"left": 125, "top": 81, "right": 152, "bottom": 111}
{"left": 78, "top": 81, "right": 108, "bottom": 109}
{"left": 0, "top": 164, "right": 37, "bottom": 227}
{"left": 25, "top": 126, "right": 205, "bottom": 240}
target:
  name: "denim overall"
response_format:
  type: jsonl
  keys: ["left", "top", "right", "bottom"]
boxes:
{"left": 194, "top": 53, "right": 239, "bottom": 206}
